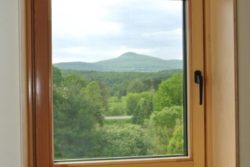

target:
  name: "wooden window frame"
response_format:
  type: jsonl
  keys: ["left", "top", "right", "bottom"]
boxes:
{"left": 21, "top": 0, "right": 240, "bottom": 166}
{"left": 22, "top": 0, "right": 241, "bottom": 167}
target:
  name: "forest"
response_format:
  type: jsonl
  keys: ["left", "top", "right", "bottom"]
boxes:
{"left": 53, "top": 67, "right": 186, "bottom": 160}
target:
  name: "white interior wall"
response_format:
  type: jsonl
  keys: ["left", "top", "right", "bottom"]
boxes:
{"left": 238, "top": 1, "right": 250, "bottom": 167}
{"left": 0, "top": 0, "right": 21, "bottom": 167}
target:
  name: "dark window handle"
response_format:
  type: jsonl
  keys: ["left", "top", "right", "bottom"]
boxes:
{"left": 194, "top": 70, "right": 203, "bottom": 105}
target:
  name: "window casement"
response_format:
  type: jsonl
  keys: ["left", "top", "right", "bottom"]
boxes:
{"left": 27, "top": 0, "right": 206, "bottom": 167}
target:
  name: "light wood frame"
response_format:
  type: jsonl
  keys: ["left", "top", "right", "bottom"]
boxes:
{"left": 204, "top": 0, "right": 239, "bottom": 167}
{"left": 22, "top": 0, "right": 209, "bottom": 167}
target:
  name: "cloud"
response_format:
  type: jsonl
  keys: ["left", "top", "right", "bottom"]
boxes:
{"left": 53, "top": 46, "right": 154, "bottom": 63}
{"left": 52, "top": 0, "right": 184, "bottom": 63}
{"left": 52, "top": 0, "right": 123, "bottom": 38}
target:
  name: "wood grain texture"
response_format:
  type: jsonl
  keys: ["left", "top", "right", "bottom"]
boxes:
{"left": 19, "top": 0, "right": 34, "bottom": 167}
{"left": 54, "top": 158, "right": 193, "bottom": 167}
{"left": 33, "top": 0, "right": 53, "bottom": 166}
{"left": 188, "top": 1, "right": 206, "bottom": 167}
{"left": 21, "top": 0, "right": 35, "bottom": 167}
{"left": 20, "top": 0, "right": 29, "bottom": 166}
{"left": 204, "top": 0, "right": 238, "bottom": 167}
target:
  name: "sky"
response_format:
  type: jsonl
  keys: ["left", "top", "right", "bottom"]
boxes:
{"left": 52, "top": 0, "right": 184, "bottom": 63}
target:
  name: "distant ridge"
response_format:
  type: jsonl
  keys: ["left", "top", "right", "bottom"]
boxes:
{"left": 54, "top": 52, "right": 182, "bottom": 72}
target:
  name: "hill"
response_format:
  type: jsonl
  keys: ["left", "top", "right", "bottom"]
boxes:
{"left": 54, "top": 52, "right": 182, "bottom": 72}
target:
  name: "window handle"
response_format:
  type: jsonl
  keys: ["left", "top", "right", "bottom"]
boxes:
{"left": 194, "top": 70, "right": 203, "bottom": 105}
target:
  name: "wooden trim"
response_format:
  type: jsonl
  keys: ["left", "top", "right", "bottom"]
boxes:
{"left": 204, "top": 0, "right": 238, "bottom": 167}
{"left": 233, "top": 0, "right": 240, "bottom": 166}
{"left": 29, "top": 0, "right": 53, "bottom": 166}
{"left": 35, "top": 0, "right": 53, "bottom": 166}
{"left": 27, "top": 0, "right": 206, "bottom": 167}
{"left": 188, "top": 1, "right": 205, "bottom": 167}
{"left": 21, "top": 0, "right": 35, "bottom": 166}
{"left": 54, "top": 157, "right": 193, "bottom": 167}
{"left": 204, "top": 1, "right": 212, "bottom": 167}
{"left": 20, "top": 0, "right": 30, "bottom": 166}
{"left": 54, "top": 160, "right": 193, "bottom": 167}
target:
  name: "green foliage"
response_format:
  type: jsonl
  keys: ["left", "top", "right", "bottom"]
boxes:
{"left": 61, "top": 69, "right": 181, "bottom": 96}
{"left": 107, "top": 97, "right": 126, "bottom": 116}
{"left": 101, "top": 124, "right": 149, "bottom": 156}
{"left": 84, "top": 81, "right": 108, "bottom": 125}
{"left": 127, "top": 79, "right": 146, "bottom": 93}
{"left": 125, "top": 93, "right": 140, "bottom": 115}
{"left": 167, "top": 120, "right": 184, "bottom": 155}
{"left": 125, "top": 92, "right": 153, "bottom": 125}
{"left": 53, "top": 67, "right": 63, "bottom": 85}
{"left": 147, "top": 106, "right": 183, "bottom": 154}
{"left": 151, "top": 106, "right": 182, "bottom": 130}
{"left": 63, "top": 75, "right": 87, "bottom": 93}
{"left": 153, "top": 73, "right": 183, "bottom": 111}
{"left": 53, "top": 66, "right": 185, "bottom": 160}
{"left": 53, "top": 72, "right": 105, "bottom": 159}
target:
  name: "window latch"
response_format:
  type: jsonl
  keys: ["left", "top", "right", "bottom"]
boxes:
{"left": 194, "top": 70, "right": 203, "bottom": 105}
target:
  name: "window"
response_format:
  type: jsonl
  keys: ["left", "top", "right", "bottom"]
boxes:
{"left": 29, "top": 0, "right": 205, "bottom": 166}
{"left": 53, "top": 0, "right": 187, "bottom": 161}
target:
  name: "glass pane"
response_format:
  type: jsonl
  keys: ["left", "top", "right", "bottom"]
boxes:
{"left": 52, "top": 0, "right": 187, "bottom": 161}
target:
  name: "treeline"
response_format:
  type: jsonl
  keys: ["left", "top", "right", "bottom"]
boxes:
{"left": 53, "top": 67, "right": 185, "bottom": 160}
{"left": 60, "top": 69, "right": 182, "bottom": 97}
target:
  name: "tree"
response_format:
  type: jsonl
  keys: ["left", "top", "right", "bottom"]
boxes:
{"left": 53, "top": 70, "right": 105, "bottom": 159}
{"left": 125, "top": 93, "right": 140, "bottom": 115}
{"left": 107, "top": 96, "right": 126, "bottom": 116}
{"left": 125, "top": 92, "right": 153, "bottom": 124}
{"left": 52, "top": 67, "right": 185, "bottom": 158}
{"left": 53, "top": 66, "right": 63, "bottom": 85}
{"left": 84, "top": 81, "right": 109, "bottom": 125}
{"left": 147, "top": 106, "right": 183, "bottom": 154}
{"left": 153, "top": 73, "right": 183, "bottom": 111}
{"left": 151, "top": 106, "right": 182, "bottom": 130}
{"left": 127, "top": 79, "right": 146, "bottom": 93}
{"left": 167, "top": 120, "right": 184, "bottom": 154}
{"left": 101, "top": 124, "right": 149, "bottom": 156}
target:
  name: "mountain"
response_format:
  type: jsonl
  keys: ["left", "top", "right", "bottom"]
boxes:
{"left": 54, "top": 52, "right": 182, "bottom": 72}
